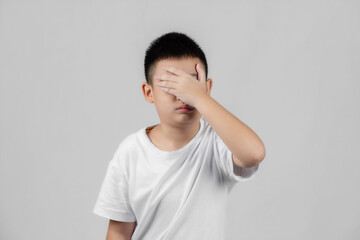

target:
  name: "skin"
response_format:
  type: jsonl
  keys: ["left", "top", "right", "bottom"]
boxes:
{"left": 142, "top": 56, "right": 266, "bottom": 167}
{"left": 142, "top": 57, "right": 212, "bottom": 151}
{"left": 106, "top": 219, "right": 136, "bottom": 240}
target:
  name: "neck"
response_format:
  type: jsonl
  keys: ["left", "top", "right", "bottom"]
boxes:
{"left": 159, "top": 120, "right": 200, "bottom": 143}
{"left": 148, "top": 119, "right": 201, "bottom": 151}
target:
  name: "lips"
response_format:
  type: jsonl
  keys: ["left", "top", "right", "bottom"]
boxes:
{"left": 177, "top": 105, "right": 194, "bottom": 110}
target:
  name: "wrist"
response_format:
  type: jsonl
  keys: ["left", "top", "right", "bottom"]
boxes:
{"left": 194, "top": 93, "right": 211, "bottom": 110}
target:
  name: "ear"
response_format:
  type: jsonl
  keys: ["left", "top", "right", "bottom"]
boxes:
{"left": 142, "top": 82, "right": 155, "bottom": 103}
{"left": 206, "top": 78, "right": 213, "bottom": 96}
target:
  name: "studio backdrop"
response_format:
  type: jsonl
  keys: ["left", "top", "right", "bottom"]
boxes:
{"left": 0, "top": 0, "right": 359, "bottom": 239}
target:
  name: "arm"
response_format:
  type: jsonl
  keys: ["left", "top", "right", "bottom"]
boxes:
{"left": 194, "top": 94, "right": 266, "bottom": 168}
{"left": 156, "top": 64, "right": 266, "bottom": 168}
{"left": 106, "top": 220, "right": 136, "bottom": 240}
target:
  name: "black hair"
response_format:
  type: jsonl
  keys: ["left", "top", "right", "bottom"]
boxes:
{"left": 144, "top": 32, "right": 208, "bottom": 86}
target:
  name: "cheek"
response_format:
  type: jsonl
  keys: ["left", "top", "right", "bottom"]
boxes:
{"left": 157, "top": 93, "right": 177, "bottom": 107}
{"left": 154, "top": 90, "right": 169, "bottom": 101}
{"left": 157, "top": 88, "right": 173, "bottom": 98}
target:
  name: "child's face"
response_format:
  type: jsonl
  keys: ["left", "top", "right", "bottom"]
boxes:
{"left": 142, "top": 57, "right": 212, "bottom": 126}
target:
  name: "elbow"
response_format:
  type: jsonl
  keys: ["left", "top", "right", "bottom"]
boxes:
{"left": 254, "top": 145, "right": 266, "bottom": 164}
{"left": 233, "top": 145, "right": 266, "bottom": 168}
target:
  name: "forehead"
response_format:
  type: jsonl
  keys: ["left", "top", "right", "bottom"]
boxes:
{"left": 155, "top": 57, "right": 200, "bottom": 76}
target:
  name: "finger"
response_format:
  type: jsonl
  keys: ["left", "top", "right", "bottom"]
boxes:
{"left": 155, "top": 80, "right": 176, "bottom": 89}
{"left": 162, "top": 66, "right": 189, "bottom": 79}
{"left": 155, "top": 73, "right": 179, "bottom": 83}
{"left": 196, "top": 63, "right": 206, "bottom": 84}
{"left": 159, "top": 86, "right": 176, "bottom": 97}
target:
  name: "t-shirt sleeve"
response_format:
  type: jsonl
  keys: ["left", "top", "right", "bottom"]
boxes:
{"left": 92, "top": 147, "right": 136, "bottom": 222}
{"left": 213, "top": 129, "right": 259, "bottom": 183}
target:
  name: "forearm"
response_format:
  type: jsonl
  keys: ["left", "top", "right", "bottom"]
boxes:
{"left": 106, "top": 220, "right": 136, "bottom": 240}
{"left": 106, "top": 231, "right": 131, "bottom": 240}
{"left": 194, "top": 94, "right": 265, "bottom": 166}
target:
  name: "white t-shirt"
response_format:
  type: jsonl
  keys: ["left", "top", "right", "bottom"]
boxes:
{"left": 93, "top": 117, "right": 259, "bottom": 240}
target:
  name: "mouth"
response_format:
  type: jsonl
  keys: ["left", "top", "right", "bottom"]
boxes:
{"left": 176, "top": 108, "right": 194, "bottom": 112}
{"left": 176, "top": 106, "right": 195, "bottom": 112}
{"left": 176, "top": 105, "right": 195, "bottom": 111}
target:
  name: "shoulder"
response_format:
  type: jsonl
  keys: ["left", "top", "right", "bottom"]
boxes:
{"left": 200, "top": 117, "right": 216, "bottom": 139}
{"left": 111, "top": 129, "right": 143, "bottom": 165}
{"left": 114, "top": 130, "right": 140, "bottom": 155}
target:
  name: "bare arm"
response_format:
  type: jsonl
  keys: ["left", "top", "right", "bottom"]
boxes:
{"left": 156, "top": 64, "right": 266, "bottom": 168}
{"left": 106, "top": 220, "right": 137, "bottom": 240}
{"left": 195, "top": 94, "right": 266, "bottom": 168}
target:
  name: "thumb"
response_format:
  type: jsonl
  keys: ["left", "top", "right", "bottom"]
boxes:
{"left": 196, "top": 63, "right": 206, "bottom": 86}
{"left": 196, "top": 63, "right": 207, "bottom": 94}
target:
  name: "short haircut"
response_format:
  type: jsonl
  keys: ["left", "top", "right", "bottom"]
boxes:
{"left": 144, "top": 32, "right": 208, "bottom": 87}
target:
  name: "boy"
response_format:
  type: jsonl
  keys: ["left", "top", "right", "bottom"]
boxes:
{"left": 93, "top": 32, "right": 266, "bottom": 240}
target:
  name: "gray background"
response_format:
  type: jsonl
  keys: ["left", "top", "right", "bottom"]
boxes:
{"left": 1, "top": 0, "right": 359, "bottom": 239}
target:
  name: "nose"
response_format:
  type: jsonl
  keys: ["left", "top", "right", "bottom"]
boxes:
{"left": 176, "top": 97, "right": 184, "bottom": 104}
